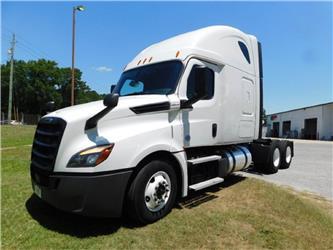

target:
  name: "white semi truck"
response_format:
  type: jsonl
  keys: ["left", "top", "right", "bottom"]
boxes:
{"left": 30, "top": 26, "right": 294, "bottom": 224}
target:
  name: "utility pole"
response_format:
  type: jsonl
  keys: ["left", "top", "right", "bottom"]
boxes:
{"left": 8, "top": 33, "right": 16, "bottom": 123}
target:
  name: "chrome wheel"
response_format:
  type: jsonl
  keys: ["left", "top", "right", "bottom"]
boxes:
{"left": 144, "top": 171, "right": 171, "bottom": 212}
{"left": 285, "top": 146, "right": 292, "bottom": 163}
{"left": 273, "top": 148, "right": 281, "bottom": 167}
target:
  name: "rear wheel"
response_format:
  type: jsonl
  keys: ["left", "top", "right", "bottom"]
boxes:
{"left": 126, "top": 160, "right": 177, "bottom": 224}
{"left": 279, "top": 140, "right": 293, "bottom": 169}
{"left": 264, "top": 141, "right": 281, "bottom": 174}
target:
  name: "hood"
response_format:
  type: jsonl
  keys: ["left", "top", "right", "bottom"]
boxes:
{"left": 46, "top": 94, "right": 171, "bottom": 123}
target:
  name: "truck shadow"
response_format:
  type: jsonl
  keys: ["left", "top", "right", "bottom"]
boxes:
{"left": 242, "top": 166, "right": 265, "bottom": 176}
{"left": 242, "top": 165, "right": 282, "bottom": 176}
{"left": 25, "top": 175, "right": 246, "bottom": 238}
{"left": 25, "top": 195, "right": 136, "bottom": 238}
{"left": 178, "top": 175, "right": 246, "bottom": 209}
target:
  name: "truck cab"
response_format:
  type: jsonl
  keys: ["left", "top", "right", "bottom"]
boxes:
{"left": 30, "top": 26, "right": 294, "bottom": 224}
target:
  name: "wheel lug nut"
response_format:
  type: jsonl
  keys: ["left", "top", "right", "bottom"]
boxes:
{"left": 145, "top": 196, "right": 150, "bottom": 202}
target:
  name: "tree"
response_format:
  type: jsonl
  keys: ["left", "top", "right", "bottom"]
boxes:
{"left": 1, "top": 59, "right": 104, "bottom": 116}
{"left": 262, "top": 108, "right": 267, "bottom": 125}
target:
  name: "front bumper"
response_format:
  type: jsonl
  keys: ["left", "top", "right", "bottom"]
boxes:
{"left": 30, "top": 166, "right": 133, "bottom": 217}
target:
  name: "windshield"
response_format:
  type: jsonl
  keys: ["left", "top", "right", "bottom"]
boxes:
{"left": 114, "top": 60, "right": 183, "bottom": 96}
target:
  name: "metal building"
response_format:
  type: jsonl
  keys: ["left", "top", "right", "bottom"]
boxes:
{"left": 266, "top": 102, "right": 333, "bottom": 140}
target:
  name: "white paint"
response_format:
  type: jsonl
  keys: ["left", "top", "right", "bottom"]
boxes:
{"left": 40, "top": 25, "right": 262, "bottom": 197}
{"left": 266, "top": 102, "right": 333, "bottom": 140}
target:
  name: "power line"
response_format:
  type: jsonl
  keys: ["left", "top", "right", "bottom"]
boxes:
{"left": 16, "top": 42, "right": 46, "bottom": 59}
{"left": 1, "top": 39, "right": 44, "bottom": 62}
{"left": 1, "top": 32, "right": 13, "bottom": 42}
{"left": 2, "top": 25, "right": 54, "bottom": 60}
{"left": 16, "top": 36, "right": 51, "bottom": 59}
{"left": 15, "top": 43, "right": 44, "bottom": 60}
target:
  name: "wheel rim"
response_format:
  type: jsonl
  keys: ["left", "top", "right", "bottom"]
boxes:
{"left": 285, "top": 146, "right": 292, "bottom": 163}
{"left": 273, "top": 148, "right": 281, "bottom": 167}
{"left": 144, "top": 171, "right": 171, "bottom": 212}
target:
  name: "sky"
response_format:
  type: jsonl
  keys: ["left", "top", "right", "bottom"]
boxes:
{"left": 1, "top": 1, "right": 332, "bottom": 114}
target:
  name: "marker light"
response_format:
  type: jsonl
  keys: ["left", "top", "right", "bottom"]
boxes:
{"left": 142, "top": 58, "right": 147, "bottom": 64}
{"left": 67, "top": 144, "right": 114, "bottom": 168}
{"left": 176, "top": 51, "right": 180, "bottom": 57}
{"left": 149, "top": 57, "right": 153, "bottom": 62}
{"left": 137, "top": 60, "right": 141, "bottom": 65}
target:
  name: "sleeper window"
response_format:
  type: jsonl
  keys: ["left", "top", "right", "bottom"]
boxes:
{"left": 238, "top": 41, "right": 251, "bottom": 64}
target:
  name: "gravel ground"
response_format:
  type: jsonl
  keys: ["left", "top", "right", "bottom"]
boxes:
{"left": 240, "top": 139, "right": 333, "bottom": 200}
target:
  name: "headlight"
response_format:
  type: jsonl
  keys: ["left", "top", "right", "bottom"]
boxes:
{"left": 67, "top": 144, "right": 114, "bottom": 168}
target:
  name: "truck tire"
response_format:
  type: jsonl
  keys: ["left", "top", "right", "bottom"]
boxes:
{"left": 126, "top": 160, "right": 178, "bottom": 224}
{"left": 279, "top": 140, "right": 293, "bottom": 169}
{"left": 264, "top": 141, "right": 281, "bottom": 174}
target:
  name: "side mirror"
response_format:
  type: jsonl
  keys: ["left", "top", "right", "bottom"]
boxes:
{"left": 45, "top": 101, "right": 55, "bottom": 113}
{"left": 110, "top": 85, "right": 116, "bottom": 93}
{"left": 103, "top": 93, "right": 119, "bottom": 108}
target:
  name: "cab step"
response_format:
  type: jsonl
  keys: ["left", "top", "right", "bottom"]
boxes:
{"left": 189, "top": 177, "right": 224, "bottom": 191}
{"left": 187, "top": 155, "right": 221, "bottom": 165}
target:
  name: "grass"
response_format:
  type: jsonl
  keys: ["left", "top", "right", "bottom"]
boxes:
{"left": 1, "top": 125, "right": 333, "bottom": 249}
{"left": 1, "top": 125, "right": 36, "bottom": 148}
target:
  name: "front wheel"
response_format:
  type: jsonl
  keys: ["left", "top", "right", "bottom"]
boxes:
{"left": 126, "top": 160, "right": 178, "bottom": 224}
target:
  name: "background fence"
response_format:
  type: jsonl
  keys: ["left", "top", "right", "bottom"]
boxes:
{"left": 1, "top": 112, "right": 40, "bottom": 125}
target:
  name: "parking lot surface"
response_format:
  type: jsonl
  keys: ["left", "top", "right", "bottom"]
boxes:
{"left": 240, "top": 140, "right": 333, "bottom": 200}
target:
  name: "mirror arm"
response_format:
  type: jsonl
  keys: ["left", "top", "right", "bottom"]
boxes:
{"left": 85, "top": 106, "right": 115, "bottom": 130}
{"left": 180, "top": 99, "right": 192, "bottom": 109}
{"left": 180, "top": 94, "right": 207, "bottom": 109}
{"left": 85, "top": 93, "right": 119, "bottom": 131}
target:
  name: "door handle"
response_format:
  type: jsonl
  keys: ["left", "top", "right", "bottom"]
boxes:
{"left": 212, "top": 123, "right": 217, "bottom": 138}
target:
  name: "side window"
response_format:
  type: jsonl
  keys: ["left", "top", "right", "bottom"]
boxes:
{"left": 120, "top": 79, "right": 144, "bottom": 96}
{"left": 238, "top": 41, "right": 251, "bottom": 64}
{"left": 187, "top": 65, "right": 214, "bottom": 100}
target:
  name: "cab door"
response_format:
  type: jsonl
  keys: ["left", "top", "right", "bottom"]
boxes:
{"left": 177, "top": 59, "right": 220, "bottom": 148}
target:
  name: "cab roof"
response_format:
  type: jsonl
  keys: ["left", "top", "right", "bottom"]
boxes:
{"left": 124, "top": 25, "right": 258, "bottom": 75}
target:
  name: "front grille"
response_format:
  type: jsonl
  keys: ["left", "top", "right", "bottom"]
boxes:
{"left": 31, "top": 117, "right": 66, "bottom": 172}
{"left": 31, "top": 166, "right": 59, "bottom": 188}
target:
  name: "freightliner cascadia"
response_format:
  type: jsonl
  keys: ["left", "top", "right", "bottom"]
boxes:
{"left": 30, "top": 26, "right": 294, "bottom": 224}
